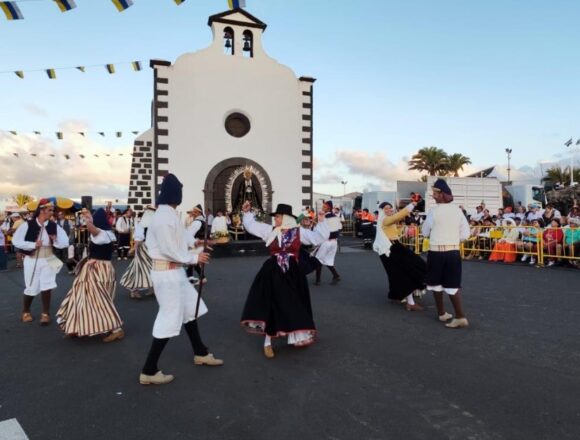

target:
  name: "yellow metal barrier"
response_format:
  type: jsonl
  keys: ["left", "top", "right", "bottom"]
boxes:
{"left": 413, "top": 224, "right": 579, "bottom": 267}
{"left": 542, "top": 226, "right": 580, "bottom": 266}
{"left": 367, "top": 220, "right": 579, "bottom": 267}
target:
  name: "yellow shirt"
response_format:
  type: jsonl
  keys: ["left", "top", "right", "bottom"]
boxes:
{"left": 381, "top": 208, "right": 410, "bottom": 240}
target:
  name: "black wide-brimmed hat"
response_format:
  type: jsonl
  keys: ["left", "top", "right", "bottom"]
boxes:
{"left": 269, "top": 203, "right": 297, "bottom": 219}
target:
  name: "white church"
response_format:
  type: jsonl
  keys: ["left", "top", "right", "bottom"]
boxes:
{"left": 126, "top": 8, "right": 315, "bottom": 216}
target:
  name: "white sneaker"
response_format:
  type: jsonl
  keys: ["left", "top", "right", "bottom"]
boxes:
{"left": 546, "top": 261, "right": 555, "bottom": 267}
{"left": 521, "top": 254, "right": 529, "bottom": 262}
{"left": 529, "top": 258, "right": 536, "bottom": 265}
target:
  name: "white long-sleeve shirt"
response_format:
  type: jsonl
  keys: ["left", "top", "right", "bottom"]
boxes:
{"left": 91, "top": 230, "right": 117, "bottom": 245}
{"left": 211, "top": 216, "right": 229, "bottom": 235}
{"left": 12, "top": 219, "right": 69, "bottom": 251}
{"left": 146, "top": 205, "right": 200, "bottom": 265}
{"left": 242, "top": 212, "right": 330, "bottom": 247}
{"left": 133, "top": 223, "right": 145, "bottom": 242}
{"left": 115, "top": 216, "right": 131, "bottom": 234}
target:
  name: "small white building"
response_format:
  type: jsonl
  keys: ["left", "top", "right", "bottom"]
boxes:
{"left": 126, "top": 8, "right": 315, "bottom": 215}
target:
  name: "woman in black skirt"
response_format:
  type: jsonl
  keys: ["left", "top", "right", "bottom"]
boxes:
{"left": 373, "top": 201, "right": 426, "bottom": 311}
{"left": 240, "top": 201, "right": 329, "bottom": 358}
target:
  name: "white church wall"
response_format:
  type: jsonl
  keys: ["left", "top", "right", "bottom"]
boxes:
{"left": 129, "top": 9, "right": 314, "bottom": 219}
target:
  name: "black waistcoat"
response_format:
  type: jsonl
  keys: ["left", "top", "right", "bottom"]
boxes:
{"left": 194, "top": 220, "right": 206, "bottom": 239}
{"left": 24, "top": 219, "right": 57, "bottom": 242}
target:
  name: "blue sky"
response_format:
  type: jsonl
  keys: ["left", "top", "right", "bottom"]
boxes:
{"left": 1, "top": 0, "right": 579, "bottom": 202}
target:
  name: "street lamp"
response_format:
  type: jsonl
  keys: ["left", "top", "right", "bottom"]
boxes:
{"left": 340, "top": 180, "right": 348, "bottom": 196}
{"left": 505, "top": 148, "right": 512, "bottom": 185}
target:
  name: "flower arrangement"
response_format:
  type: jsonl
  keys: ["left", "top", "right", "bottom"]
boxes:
{"left": 212, "top": 230, "right": 230, "bottom": 244}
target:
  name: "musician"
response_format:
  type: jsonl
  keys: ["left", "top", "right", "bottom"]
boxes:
{"left": 12, "top": 199, "right": 68, "bottom": 325}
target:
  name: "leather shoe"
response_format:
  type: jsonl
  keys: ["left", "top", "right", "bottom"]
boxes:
{"left": 330, "top": 276, "right": 341, "bottom": 285}
{"left": 40, "top": 313, "right": 51, "bottom": 326}
{"left": 103, "top": 329, "right": 125, "bottom": 343}
{"left": 21, "top": 312, "right": 33, "bottom": 323}
{"left": 194, "top": 353, "right": 224, "bottom": 366}
{"left": 438, "top": 312, "right": 453, "bottom": 322}
{"left": 405, "top": 303, "right": 424, "bottom": 312}
{"left": 139, "top": 371, "right": 174, "bottom": 385}
{"left": 445, "top": 318, "right": 469, "bottom": 329}
{"left": 263, "top": 345, "right": 275, "bottom": 359}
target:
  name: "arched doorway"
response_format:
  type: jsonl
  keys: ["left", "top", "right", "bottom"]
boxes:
{"left": 204, "top": 158, "right": 272, "bottom": 216}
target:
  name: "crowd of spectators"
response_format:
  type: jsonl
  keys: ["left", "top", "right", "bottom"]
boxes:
{"left": 463, "top": 202, "right": 579, "bottom": 267}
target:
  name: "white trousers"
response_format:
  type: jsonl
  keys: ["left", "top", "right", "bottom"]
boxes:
{"left": 151, "top": 267, "right": 208, "bottom": 339}
{"left": 23, "top": 256, "right": 57, "bottom": 296}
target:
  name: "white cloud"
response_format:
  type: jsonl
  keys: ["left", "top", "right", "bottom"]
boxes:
{"left": 22, "top": 103, "right": 48, "bottom": 118}
{"left": 0, "top": 123, "right": 132, "bottom": 204}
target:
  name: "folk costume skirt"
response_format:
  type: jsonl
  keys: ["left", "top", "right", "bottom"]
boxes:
{"left": 380, "top": 241, "right": 427, "bottom": 301}
{"left": 57, "top": 259, "right": 123, "bottom": 336}
{"left": 241, "top": 256, "right": 316, "bottom": 344}
{"left": 120, "top": 243, "right": 153, "bottom": 290}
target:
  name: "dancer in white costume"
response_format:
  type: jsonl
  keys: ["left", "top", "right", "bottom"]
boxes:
{"left": 139, "top": 174, "right": 223, "bottom": 386}
{"left": 120, "top": 206, "right": 155, "bottom": 299}
{"left": 314, "top": 200, "right": 342, "bottom": 285}
{"left": 12, "top": 199, "right": 68, "bottom": 325}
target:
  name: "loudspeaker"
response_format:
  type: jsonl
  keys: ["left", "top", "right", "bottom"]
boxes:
{"left": 81, "top": 196, "right": 93, "bottom": 211}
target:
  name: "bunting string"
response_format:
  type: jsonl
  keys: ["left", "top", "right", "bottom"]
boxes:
{"left": 1, "top": 130, "right": 141, "bottom": 139}
{"left": 0, "top": 0, "right": 187, "bottom": 20}
{"left": 0, "top": 60, "right": 144, "bottom": 79}
{"left": 0, "top": 148, "right": 134, "bottom": 160}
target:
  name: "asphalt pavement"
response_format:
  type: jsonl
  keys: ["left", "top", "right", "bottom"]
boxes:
{"left": 0, "top": 245, "right": 579, "bottom": 440}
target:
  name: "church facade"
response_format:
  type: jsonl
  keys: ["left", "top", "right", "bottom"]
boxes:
{"left": 126, "top": 8, "right": 315, "bottom": 216}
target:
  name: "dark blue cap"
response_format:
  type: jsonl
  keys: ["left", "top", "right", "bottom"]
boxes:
{"left": 157, "top": 173, "right": 183, "bottom": 206}
{"left": 432, "top": 178, "right": 452, "bottom": 196}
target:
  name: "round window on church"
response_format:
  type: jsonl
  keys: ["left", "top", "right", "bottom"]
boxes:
{"left": 225, "top": 112, "right": 251, "bottom": 138}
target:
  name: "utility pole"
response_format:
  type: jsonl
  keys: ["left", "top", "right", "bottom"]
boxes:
{"left": 340, "top": 180, "right": 347, "bottom": 196}
{"left": 505, "top": 148, "right": 512, "bottom": 185}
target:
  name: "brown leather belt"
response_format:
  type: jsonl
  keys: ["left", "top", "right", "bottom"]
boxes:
{"left": 152, "top": 260, "right": 184, "bottom": 271}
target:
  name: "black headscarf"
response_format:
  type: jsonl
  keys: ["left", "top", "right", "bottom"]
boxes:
{"left": 92, "top": 208, "right": 111, "bottom": 231}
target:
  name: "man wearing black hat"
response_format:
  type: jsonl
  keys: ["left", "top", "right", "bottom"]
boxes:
{"left": 139, "top": 174, "right": 223, "bottom": 386}
{"left": 313, "top": 200, "right": 342, "bottom": 285}
{"left": 421, "top": 179, "right": 470, "bottom": 329}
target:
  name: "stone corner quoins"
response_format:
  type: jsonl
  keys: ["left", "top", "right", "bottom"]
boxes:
{"left": 299, "top": 78, "right": 314, "bottom": 206}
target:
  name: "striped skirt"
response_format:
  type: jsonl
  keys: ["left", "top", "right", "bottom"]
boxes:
{"left": 120, "top": 243, "right": 153, "bottom": 290}
{"left": 57, "top": 259, "right": 123, "bottom": 337}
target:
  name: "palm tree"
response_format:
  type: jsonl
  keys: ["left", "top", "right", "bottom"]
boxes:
{"left": 446, "top": 153, "right": 472, "bottom": 177}
{"left": 408, "top": 147, "right": 449, "bottom": 176}
{"left": 12, "top": 193, "right": 33, "bottom": 208}
{"left": 541, "top": 167, "right": 569, "bottom": 186}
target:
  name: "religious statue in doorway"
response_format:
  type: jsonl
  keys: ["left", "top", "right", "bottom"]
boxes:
{"left": 234, "top": 167, "right": 263, "bottom": 213}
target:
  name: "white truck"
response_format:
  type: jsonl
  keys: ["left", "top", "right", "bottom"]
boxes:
{"left": 361, "top": 191, "right": 396, "bottom": 213}
{"left": 504, "top": 184, "right": 546, "bottom": 208}
{"left": 425, "top": 176, "right": 503, "bottom": 216}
